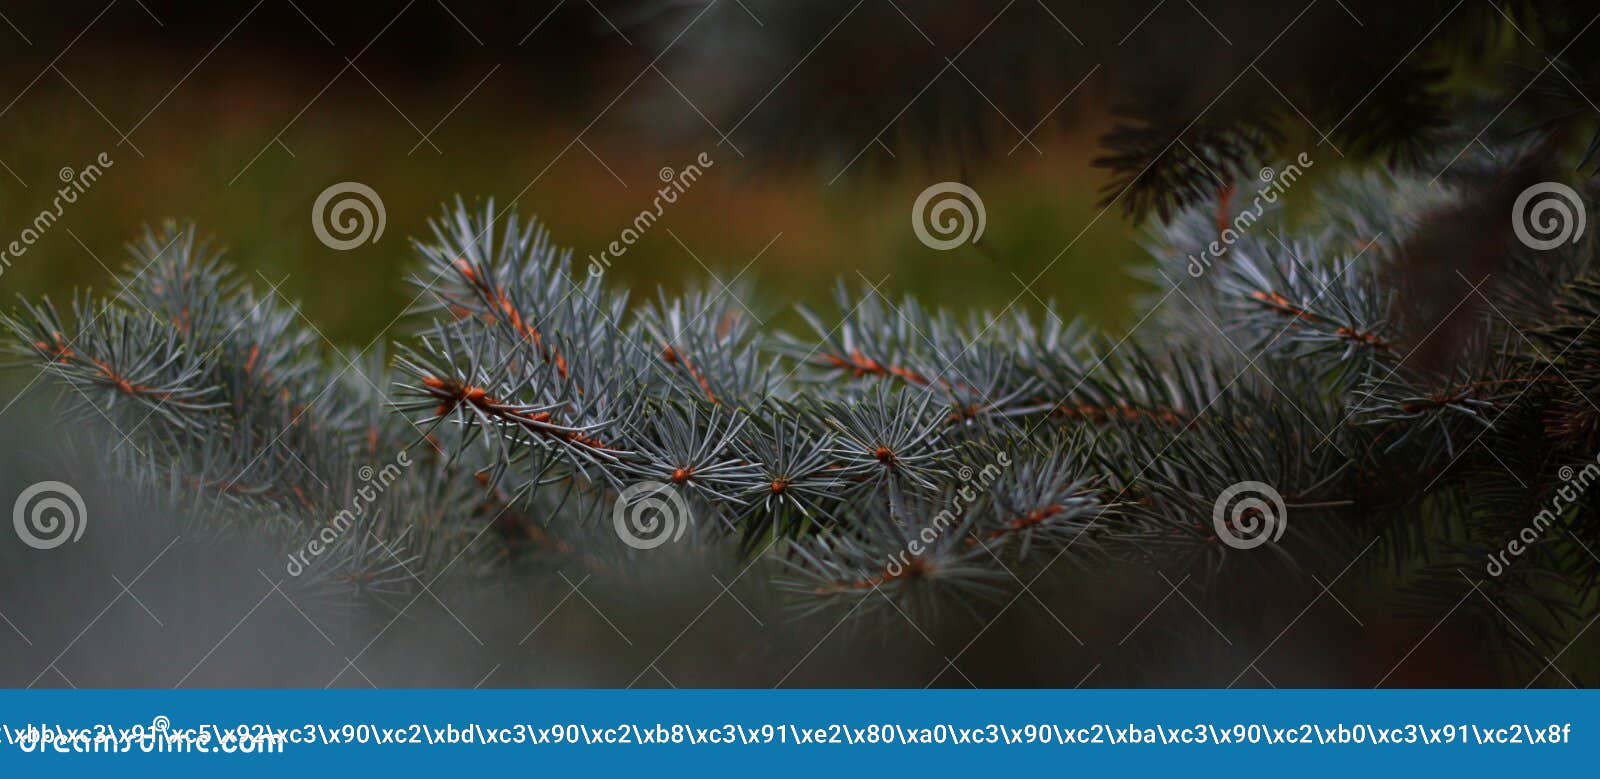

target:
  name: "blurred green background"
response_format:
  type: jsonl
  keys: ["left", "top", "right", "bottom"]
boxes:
{"left": 0, "top": 2, "right": 1149, "bottom": 347}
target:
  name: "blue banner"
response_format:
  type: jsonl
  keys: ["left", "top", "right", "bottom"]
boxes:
{"left": 0, "top": 690, "right": 1591, "bottom": 776}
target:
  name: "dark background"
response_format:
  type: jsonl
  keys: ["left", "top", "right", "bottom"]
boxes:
{"left": 0, "top": 0, "right": 1154, "bottom": 344}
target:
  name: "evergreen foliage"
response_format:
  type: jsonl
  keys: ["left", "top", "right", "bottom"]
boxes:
{"left": 8, "top": 138, "right": 1600, "bottom": 680}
